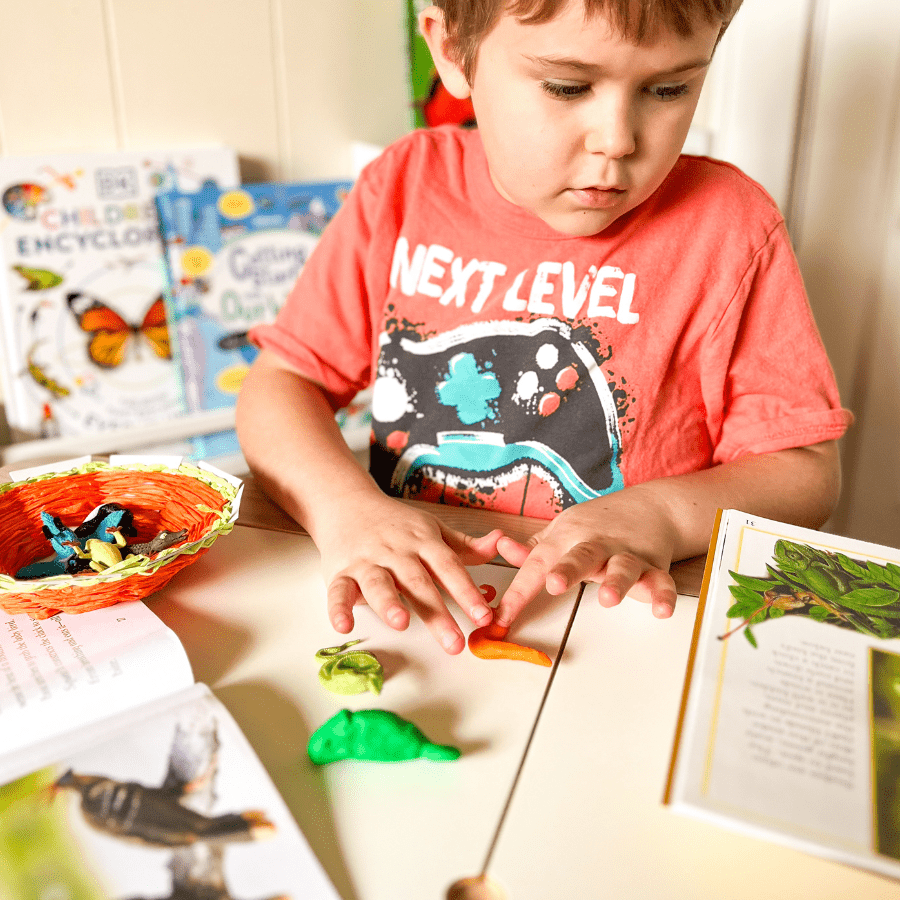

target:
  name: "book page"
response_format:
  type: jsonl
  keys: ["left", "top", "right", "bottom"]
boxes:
{"left": 669, "top": 511, "right": 900, "bottom": 879}
{"left": 0, "top": 600, "right": 193, "bottom": 773}
{"left": 0, "top": 683, "right": 339, "bottom": 899}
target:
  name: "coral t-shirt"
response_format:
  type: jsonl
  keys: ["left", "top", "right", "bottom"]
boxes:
{"left": 251, "top": 126, "right": 852, "bottom": 519}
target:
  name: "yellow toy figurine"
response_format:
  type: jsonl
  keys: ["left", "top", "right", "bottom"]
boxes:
{"left": 73, "top": 529, "right": 127, "bottom": 572}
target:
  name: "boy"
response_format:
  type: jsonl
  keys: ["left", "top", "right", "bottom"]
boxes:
{"left": 236, "top": 0, "right": 851, "bottom": 655}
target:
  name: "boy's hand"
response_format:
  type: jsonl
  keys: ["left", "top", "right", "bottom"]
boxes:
{"left": 493, "top": 488, "right": 679, "bottom": 626}
{"left": 311, "top": 494, "right": 503, "bottom": 655}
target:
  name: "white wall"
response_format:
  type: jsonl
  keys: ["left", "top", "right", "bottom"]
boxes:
{"left": 0, "top": 0, "right": 412, "bottom": 180}
{"left": 792, "top": 0, "right": 900, "bottom": 547}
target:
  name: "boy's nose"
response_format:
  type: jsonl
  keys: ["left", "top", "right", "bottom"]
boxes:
{"left": 583, "top": 98, "right": 636, "bottom": 159}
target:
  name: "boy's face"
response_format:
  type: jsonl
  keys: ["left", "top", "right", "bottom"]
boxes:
{"left": 428, "top": 1, "right": 722, "bottom": 237}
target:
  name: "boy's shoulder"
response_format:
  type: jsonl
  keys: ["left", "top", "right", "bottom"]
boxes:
{"left": 663, "top": 155, "right": 785, "bottom": 226}
{"left": 380, "top": 123, "right": 474, "bottom": 158}
{"left": 362, "top": 125, "right": 477, "bottom": 184}
{"left": 355, "top": 126, "right": 484, "bottom": 219}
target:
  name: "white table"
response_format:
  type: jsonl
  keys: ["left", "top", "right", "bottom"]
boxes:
{"left": 150, "top": 524, "right": 579, "bottom": 900}
{"left": 2, "top": 452, "right": 892, "bottom": 899}
{"left": 149, "top": 520, "right": 900, "bottom": 900}
{"left": 489, "top": 586, "right": 900, "bottom": 899}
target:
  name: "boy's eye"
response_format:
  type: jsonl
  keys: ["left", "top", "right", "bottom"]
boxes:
{"left": 541, "top": 80, "right": 590, "bottom": 100}
{"left": 646, "top": 83, "right": 690, "bottom": 102}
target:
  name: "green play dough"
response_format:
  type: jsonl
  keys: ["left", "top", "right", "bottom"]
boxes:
{"left": 316, "top": 640, "right": 384, "bottom": 695}
{"left": 307, "top": 708, "right": 461, "bottom": 764}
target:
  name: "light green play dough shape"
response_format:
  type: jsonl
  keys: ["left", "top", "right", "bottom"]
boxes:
{"left": 316, "top": 640, "right": 384, "bottom": 695}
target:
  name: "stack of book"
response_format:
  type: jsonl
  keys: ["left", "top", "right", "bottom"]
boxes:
{"left": 0, "top": 148, "right": 370, "bottom": 467}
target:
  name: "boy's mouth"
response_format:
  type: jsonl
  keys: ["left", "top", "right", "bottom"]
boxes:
{"left": 569, "top": 186, "right": 626, "bottom": 209}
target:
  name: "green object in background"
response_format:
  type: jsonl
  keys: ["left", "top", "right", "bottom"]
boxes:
{"left": 13, "top": 265, "right": 64, "bottom": 291}
{"left": 405, "top": 0, "right": 478, "bottom": 130}
{"left": 308, "top": 708, "right": 461, "bottom": 764}
{"left": 407, "top": 0, "right": 436, "bottom": 128}
{"left": 871, "top": 648, "right": 900, "bottom": 861}
{"left": 0, "top": 768, "right": 107, "bottom": 900}
{"left": 316, "top": 639, "right": 385, "bottom": 696}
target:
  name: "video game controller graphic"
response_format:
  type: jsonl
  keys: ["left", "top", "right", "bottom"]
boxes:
{"left": 370, "top": 318, "right": 624, "bottom": 516}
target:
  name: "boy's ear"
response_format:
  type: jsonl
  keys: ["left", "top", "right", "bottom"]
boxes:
{"left": 418, "top": 5, "right": 472, "bottom": 99}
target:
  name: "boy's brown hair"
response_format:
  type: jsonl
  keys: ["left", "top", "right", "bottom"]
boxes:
{"left": 435, "top": 0, "right": 745, "bottom": 82}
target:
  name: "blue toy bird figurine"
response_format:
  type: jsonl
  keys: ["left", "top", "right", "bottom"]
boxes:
{"left": 16, "top": 512, "right": 81, "bottom": 579}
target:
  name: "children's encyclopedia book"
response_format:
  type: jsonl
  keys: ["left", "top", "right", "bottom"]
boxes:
{"left": 0, "top": 578, "right": 339, "bottom": 896}
{"left": 665, "top": 509, "right": 900, "bottom": 881}
{"left": 0, "top": 148, "right": 240, "bottom": 442}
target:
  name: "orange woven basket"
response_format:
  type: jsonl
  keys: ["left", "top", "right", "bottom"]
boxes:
{"left": 0, "top": 458, "right": 241, "bottom": 619}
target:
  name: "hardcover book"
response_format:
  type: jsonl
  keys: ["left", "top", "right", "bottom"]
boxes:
{"left": 0, "top": 148, "right": 240, "bottom": 441}
{"left": 666, "top": 509, "right": 900, "bottom": 880}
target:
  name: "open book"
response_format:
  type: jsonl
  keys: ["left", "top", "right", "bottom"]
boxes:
{"left": 0, "top": 598, "right": 339, "bottom": 899}
{"left": 666, "top": 509, "right": 900, "bottom": 880}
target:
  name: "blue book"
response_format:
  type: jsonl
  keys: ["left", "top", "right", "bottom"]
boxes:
{"left": 156, "top": 180, "right": 351, "bottom": 416}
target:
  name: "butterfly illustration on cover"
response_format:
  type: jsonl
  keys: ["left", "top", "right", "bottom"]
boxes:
{"left": 67, "top": 291, "right": 172, "bottom": 369}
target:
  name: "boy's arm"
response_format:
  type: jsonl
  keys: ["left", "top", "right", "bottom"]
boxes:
{"left": 493, "top": 440, "right": 842, "bottom": 625}
{"left": 235, "top": 350, "right": 501, "bottom": 654}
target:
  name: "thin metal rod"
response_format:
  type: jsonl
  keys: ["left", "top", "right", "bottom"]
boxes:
{"left": 479, "top": 583, "right": 586, "bottom": 876}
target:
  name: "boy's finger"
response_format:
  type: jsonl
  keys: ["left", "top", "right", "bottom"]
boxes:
{"left": 493, "top": 564, "right": 547, "bottom": 627}
{"left": 644, "top": 570, "right": 678, "bottom": 618}
{"left": 425, "top": 534, "right": 496, "bottom": 625}
{"left": 594, "top": 553, "right": 645, "bottom": 607}
{"left": 435, "top": 564, "right": 494, "bottom": 626}
{"left": 449, "top": 527, "right": 504, "bottom": 565}
{"left": 392, "top": 561, "right": 468, "bottom": 654}
{"left": 326, "top": 575, "right": 361, "bottom": 633}
{"left": 609, "top": 568, "right": 678, "bottom": 618}
{"left": 545, "top": 541, "right": 608, "bottom": 594}
{"left": 495, "top": 534, "right": 533, "bottom": 568}
{"left": 404, "top": 592, "right": 467, "bottom": 654}
{"left": 352, "top": 567, "right": 411, "bottom": 632}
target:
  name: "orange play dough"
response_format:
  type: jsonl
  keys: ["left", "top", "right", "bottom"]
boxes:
{"left": 467, "top": 621, "right": 552, "bottom": 667}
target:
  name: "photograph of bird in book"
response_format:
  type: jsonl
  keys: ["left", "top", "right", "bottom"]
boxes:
{"left": 0, "top": 698, "right": 297, "bottom": 900}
